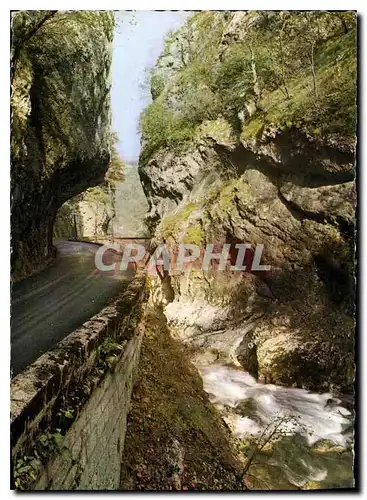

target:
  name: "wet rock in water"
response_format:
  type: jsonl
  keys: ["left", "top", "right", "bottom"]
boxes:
{"left": 303, "top": 481, "right": 321, "bottom": 490}
{"left": 236, "top": 334, "right": 259, "bottom": 378}
{"left": 311, "top": 440, "right": 346, "bottom": 455}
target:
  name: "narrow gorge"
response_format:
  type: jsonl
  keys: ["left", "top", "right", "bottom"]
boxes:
{"left": 140, "top": 11, "right": 356, "bottom": 393}
{"left": 133, "top": 10, "right": 356, "bottom": 490}
{"left": 11, "top": 10, "right": 356, "bottom": 491}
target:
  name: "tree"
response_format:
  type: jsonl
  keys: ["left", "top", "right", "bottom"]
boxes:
{"left": 106, "top": 132, "right": 125, "bottom": 184}
{"left": 248, "top": 43, "right": 261, "bottom": 109}
{"left": 241, "top": 414, "right": 299, "bottom": 489}
{"left": 274, "top": 16, "right": 292, "bottom": 99}
{"left": 176, "top": 22, "right": 195, "bottom": 68}
{"left": 279, "top": 11, "right": 346, "bottom": 101}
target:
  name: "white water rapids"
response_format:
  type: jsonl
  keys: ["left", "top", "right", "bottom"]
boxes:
{"left": 199, "top": 365, "right": 354, "bottom": 489}
{"left": 200, "top": 365, "right": 352, "bottom": 447}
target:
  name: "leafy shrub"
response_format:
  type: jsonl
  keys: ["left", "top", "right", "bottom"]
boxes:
{"left": 179, "top": 85, "right": 220, "bottom": 124}
{"left": 141, "top": 11, "right": 356, "bottom": 162}
{"left": 151, "top": 73, "right": 165, "bottom": 100}
{"left": 139, "top": 99, "right": 196, "bottom": 164}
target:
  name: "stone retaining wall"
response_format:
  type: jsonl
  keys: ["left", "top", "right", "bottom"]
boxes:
{"left": 11, "top": 273, "right": 147, "bottom": 490}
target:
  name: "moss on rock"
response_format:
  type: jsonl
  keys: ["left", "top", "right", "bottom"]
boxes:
{"left": 11, "top": 11, "right": 114, "bottom": 279}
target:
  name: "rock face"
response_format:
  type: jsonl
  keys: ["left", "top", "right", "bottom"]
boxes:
{"left": 11, "top": 11, "right": 114, "bottom": 280}
{"left": 139, "top": 140, "right": 230, "bottom": 229}
{"left": 54, "top": 164, "right": 150, "bottom": 242}
{"left": 139, "top": 11, "right": 356, "bottom": 391}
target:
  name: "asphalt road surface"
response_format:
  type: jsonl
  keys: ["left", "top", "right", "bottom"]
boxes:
{"left": 11, "top": 240, "right": 135, "bottom": 377}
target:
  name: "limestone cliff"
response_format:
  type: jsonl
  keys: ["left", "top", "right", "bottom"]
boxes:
{"left": 139, "top": 11, "right": 356, "bottom": 391}
{"left": 11, "top": 11, "right": 114, "bottom": 280}
{"left": 53, "top": 164, "right": 150, "bottom": 242}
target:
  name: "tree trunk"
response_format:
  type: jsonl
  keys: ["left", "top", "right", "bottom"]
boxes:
{"left": 310, "top": 42, "right": 318, "bottom": 99}
{"left": 249, "top": 44, "right": 261, "bottom": 108}
{"left": 279, "top": 34, "right": 290, "bottom": 100}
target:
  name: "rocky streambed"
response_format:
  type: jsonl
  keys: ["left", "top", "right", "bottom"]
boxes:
{"left": 155, "top": 294, "right": 354, "bottom": 490}
{"left": 199, "top": 364, "right": 354, "bottom": 490}
{"left": 120, "top": 291, "right": 354, "bottom": 491}
{"left": 139, "top": 10, "right": 356, "bottom": 398}
{"left": 144, "top": 275, "right": 355, "bottom": 489}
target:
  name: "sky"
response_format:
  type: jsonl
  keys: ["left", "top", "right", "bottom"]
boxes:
{"left": 111, "top": 11, "right": 191, "bottom": 164}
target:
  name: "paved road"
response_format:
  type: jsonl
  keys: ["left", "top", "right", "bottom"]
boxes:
{"left": 11, "top": 240, "right": 135, "bottom": 377}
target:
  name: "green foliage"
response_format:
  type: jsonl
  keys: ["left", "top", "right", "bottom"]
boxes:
{"left": 198, "top": 117, "right": 234, "bottom": 144}
{"left": 139, "top": 99, "right": 196, "bottom": 165}
{"left": 241, "top": 117, "right": 264, "bottom": 140}
{"left": 97, "top": 338, "right": 124, "bottom": 370}
{"left": 63, "top": 408, "right": 74, "bottom": 419}
{"left": 106, "top": 132, "right": 125, "bottom": 183}
{"left": 140, "top": 12, "right": 227, "bottom": 161}
{"left": 159, "top": 202, "right": 198, "bottom": 240}
{"left": 13, "top": 430, "right": 64, "bottom": 489}
{"left": 140, "top": 11, "right": 356, "bottom": 163}
{"left": 13, "top": 455, "right": 42, "bottom": 490}
{"left": 151, "top": 73, "right": 165, "bottom": 100}
{"left": 179, "top": 85, "right": 220, "bottom": 124}
{"left": 38, "top": 431, "right": 64, "bottom": 453}
{"left": 190, "top": 10, "right": 227, "bottom": 49}
{"left": 183, "top": 222, "right": 203, "bottom": 245}
{"left": 99, "top": 338, "right": 124, "bottom": 358}
{"left": 242, "top": 24, "right": 357, "bottom": 139}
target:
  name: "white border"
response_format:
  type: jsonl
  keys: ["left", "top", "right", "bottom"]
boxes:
{"left": 3, "top": 1, "right": 365, "bottom": 9}
{"left": 2, "top": 1, "right": 365, "bottom": 9}
{"left": 1, "top": 2, "right": 365, "bottom": 498}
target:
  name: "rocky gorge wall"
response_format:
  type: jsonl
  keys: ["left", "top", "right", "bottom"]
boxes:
{"left": 139, "top": 11, "right": 357, "bottom": 392}
{"left": 11, "top": 11, "right": 114, "bottom": 280}
{"left": 11, "top": 274, "right": 148, "bottom": 490}
{"left": 53, "top": 164, "right": 150, "bottom": 242}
